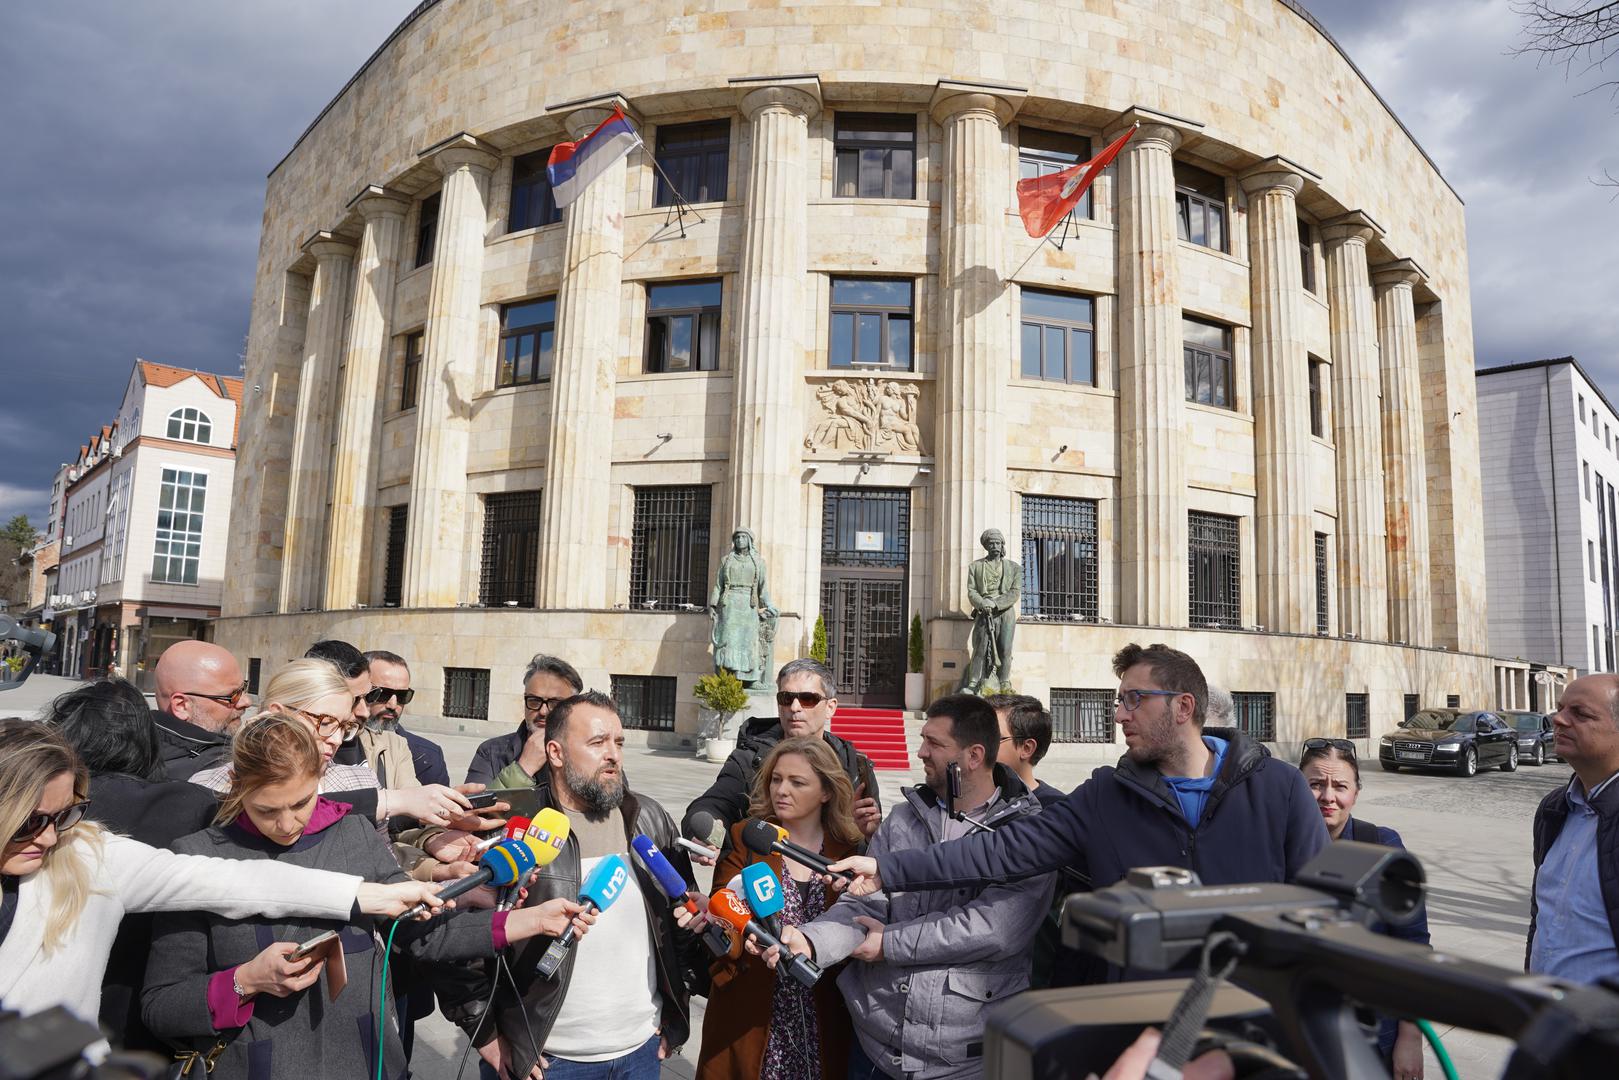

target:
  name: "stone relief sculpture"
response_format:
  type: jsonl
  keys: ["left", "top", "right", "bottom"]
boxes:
{"left": 959, "top": 528, "right": 1022, "bottom": 695}
{"left": 805, "top": 379, "right": 921, "bottom": 453}
{"left": 708, "top": 528, "right": 779, "bottom": 688}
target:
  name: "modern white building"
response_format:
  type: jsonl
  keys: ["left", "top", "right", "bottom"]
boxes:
{"left": 1479, "top": 356, "right": 1619, "bottom": 689}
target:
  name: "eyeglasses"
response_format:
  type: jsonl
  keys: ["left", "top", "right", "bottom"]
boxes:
{"left": 1302, "top": 737, "right": 1358, "bottom": 757}
{"left": 524, "top": 695, "right": 565, "bottom": 714}
{"left": 777, "top": 691, "right": 828, "bottom": 708}
{"left": 182, "top": 682, "right": 250, "bottom": 708}
{"left": 296, "top": 709, "right": 360, "bottom": 738}
{"left": 11, "top": 800, "right": 90, "bottom": 843}
{"left": 1114, "top": 689, "right": 1182, "bottom": 712}
{"left": 365, "top": 685, "right": 415, "bottom": 706}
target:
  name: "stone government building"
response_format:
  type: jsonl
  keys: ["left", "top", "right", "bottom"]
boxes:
{"left": 221, "top": 0, "right": 1538, "bottom": 749}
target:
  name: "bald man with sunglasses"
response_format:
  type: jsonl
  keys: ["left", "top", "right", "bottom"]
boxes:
{"left": 151, "top": 641, "right": 250, "bottom": 781}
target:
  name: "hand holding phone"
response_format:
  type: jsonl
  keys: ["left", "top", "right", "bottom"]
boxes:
{"left": 288, "top": 929, "right": 339, "bottom": 961}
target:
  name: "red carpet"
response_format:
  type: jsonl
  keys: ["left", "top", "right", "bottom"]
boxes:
{"left": 832, "top": 707, "right": 911, "bottom": 770}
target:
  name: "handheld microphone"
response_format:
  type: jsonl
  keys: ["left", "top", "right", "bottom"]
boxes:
{"left": 710, "top": 888, "right": 821, "bottom": 988}
{"left": 741, "top": 863, "right": 787, "bottom": 939}
{"left": 536, "top": 853, "right": 629, "bottom": 978}
{"left": 403, "top": 838, "right": 536, "bottom": 918}
{"left": 631, "top": 835, "right": 731, "bottom": 956}
{"left": 685, "top": 810, "right": 726, "bottom": 850}
{"left": 740, "top": 819, "right": 850, "bottom": 882}
{"left": 524, "top": 808, "right": 570, "bottom": 864}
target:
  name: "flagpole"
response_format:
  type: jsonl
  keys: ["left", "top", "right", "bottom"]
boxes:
{"left": 644, "top": 149, "right": 706, "bottom": 238}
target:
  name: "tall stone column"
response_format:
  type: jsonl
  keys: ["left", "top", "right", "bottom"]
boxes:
{"left": 729, "top": 80, "right": 820, "bottom": 616}
{"left": 1112, "top": 109, "right": 1197, "bottom": 626}
{"left": 930, "top": 84, "right": 1021, "bottom": 616}
{"left": 536, "top": 101, "right": 632, "bottom": 609}
{"left": 1241, "top": 161, "right": 1313, "bottom": 633}
{"left": 1373, "top": 259, "right": 1433, "bottom": 645}
{"left": 279, "top": 232, "right": 355, "bottom": 613}
{"left": 402, "top": 136, "right": 498, "bottom": 608}
{"left": 1322, "top": 212, "right": 1389, "bottom": 640}
{"left": 324, "top": 187, "right": 409, "bottom": 610}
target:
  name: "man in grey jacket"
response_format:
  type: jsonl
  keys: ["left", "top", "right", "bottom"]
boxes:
{"left": 772, "top": 694, "right": 1054, "bottom": 1079}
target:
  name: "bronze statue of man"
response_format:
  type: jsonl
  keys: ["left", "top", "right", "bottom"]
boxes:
{"left": 960, "top": 528, "right": 1021, "bottom": 694}
{"left": 708, "top": 528, "right": 779, "bottom": 687}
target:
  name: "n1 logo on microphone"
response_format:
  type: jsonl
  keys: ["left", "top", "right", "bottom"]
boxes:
{"left": 741, "top": 863, "right": 786, "bottom": 919}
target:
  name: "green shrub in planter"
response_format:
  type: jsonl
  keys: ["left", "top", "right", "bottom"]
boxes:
{"left": 694, "top": 670, "right": 749, "bottom": 714}
{"left": 907, "top": 614, "right": 924, "bottom": 674}
{"left": 810, "top": 615, "right": 829, "bottom": 663}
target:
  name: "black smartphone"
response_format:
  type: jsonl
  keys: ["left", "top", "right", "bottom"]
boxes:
{"left": 946, "top": 761, "right": 963, "bottom": 816}
{"left": 465, "top": 791, "right": 502, "bottom": 810}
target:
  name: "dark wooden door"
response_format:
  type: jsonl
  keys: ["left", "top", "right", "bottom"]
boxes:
{"left": 820, "top": 488, "right": 909, "bottom": 706}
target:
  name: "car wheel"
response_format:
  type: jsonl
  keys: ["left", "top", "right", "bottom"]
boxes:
{"left": 1458, "top": 746, "right": 1478, "bottom": 777}
{"left": 1381, "top": 761, "right": 1401, "bottom": 772}
{"left": 1502, "top": 743, "right": 1518, "bottom": 772}
{"left": 1532, "top": 744, "right": 1545, "bottom": 766}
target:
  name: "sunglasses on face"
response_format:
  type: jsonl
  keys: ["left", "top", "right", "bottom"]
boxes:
{"left": 297, "top": 710, "right": 360, "bottom": 739}
{"left": 524, "top": 695, "right": 566, "bottom": 713}
{"left": 1302, "top": 737, "right": 1358, "bottom": 757}
{"left": 1113, "top": 689, "right": 1182, "bottom": 712}
{"left": 365, "top": 685, "right": 414, "bottom": 706}
{"left": 11, "top": 800, "right": 90, "bottom": 843}
{"left": 183, "top": 681, "right": 250, "bottom": 707}
{"left": 777, "top": 691, "right": 827, "bottom": 708}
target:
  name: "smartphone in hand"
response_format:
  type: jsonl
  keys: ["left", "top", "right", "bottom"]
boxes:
{"left": 289, "top": 929, "right": 339, "bottom": 962}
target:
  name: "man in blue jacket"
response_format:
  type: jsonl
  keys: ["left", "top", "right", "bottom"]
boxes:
{"left": 831, "top": 643, "right": 1328, "bottom": 934}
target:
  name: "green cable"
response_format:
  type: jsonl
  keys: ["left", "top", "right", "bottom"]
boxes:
{"left": 1418, "top": 1019, "right": 1459, "bottom": 1080}
{"left": 377, "top": 917, "right": 404, "bottom": 1080}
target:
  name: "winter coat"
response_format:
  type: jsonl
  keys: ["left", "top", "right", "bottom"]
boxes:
{"left": 153, "top": 710, "right": 232, "bottom": 781}
{"left": 465, "top": 722, "right": 530, "bottom": 787}
{"left": 1526, "top": 775, "right": 1619, "bottom": 969}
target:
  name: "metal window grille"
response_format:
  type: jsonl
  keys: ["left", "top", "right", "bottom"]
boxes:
{"left": 384, "top": 505, "right": 408, "bottom": 607}
{"left": 1404, "top": 693, "right": 1421, "bottom": 720}
{"left": 400, "top": 332, "right": 423, "bottom": 410}
{"left": 1231, "top": 692, "right": 1275, "bottom": 741}
{"left": 1051, "top": 688, "right": 1114, "bottom": 744}
{"left": 654, "top": 120, "right": 729, "bottom": 206}
{"left": 820, "top": 488, "right": 909, "bottom": 568}
{"left": 1345, "top": 693, "right": 1370, "bottom": 739}
{"left": 630, "top": 486, "right": 712, "bottom": 608}
{"left": 414, "top": 192, "right": 439, "bottom": 268}
{"left": 1021, "top": 496, "right": 1099, "bottom": 619}
{"left": 833, "top": 114, "right": 916, "bottom": 199}
{"left": 1315, "top": 532, "right": 1329, "bottom": 634}
{"left": 1446, "top": 694, "right": 1461, "bottom": 709}
{"left": 509, "top": 149, "right": 562, "bottom": 231}
{"left": 443, "top": 668, "right": 490, "bottom": 720}
{"left": 1188, "top": 511, "right": 1241, "bottom": 629}
{"left": 479, "top": 491, "right": 541, "bottom": 607}
{"left": 611, "top": 675, "right": 677, "bottom": 731}
{"left": 151, "top": 468, "right": 207, "bottom": 585}
{"left": 247, "top": 657, "right": 262, "bottom": 696}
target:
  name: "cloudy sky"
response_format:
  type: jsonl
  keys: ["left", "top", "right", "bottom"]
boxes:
{"left": 1, "top": 1, "right": 1614, "bottom": 528}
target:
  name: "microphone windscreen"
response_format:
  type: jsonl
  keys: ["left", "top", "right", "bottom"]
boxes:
{"left": 725, "top": 874, "right": 744, "bottom": 896}
{"left": 687, "top": 811, "right": 726, "bottom": 849}
{"left": 503, "top": 815, "right": 533, "bottom": 840}
{"left": 740, "top": 818, "right": 784, "bottom": 856}
{"left": 741, "top": 862, "right": 786, "bottom": 920}
{"left": 630, "top": 834, "right": 692, "bottom": 901}
{"left": 708, "top": 888, "right": 753, "bottom": 933}
{"left": 579, "top": 853, "right": 630, "bottom": 911}
{"left": 483, "top": 838, "right": 538, "bottom": 887}
{"left": 525, "top": 808, "right": 570, "bottom": 867}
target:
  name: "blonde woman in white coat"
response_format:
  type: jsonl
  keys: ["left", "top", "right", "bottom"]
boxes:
{"left": 0, "top": 718, "right": 443, "bottom": 1024}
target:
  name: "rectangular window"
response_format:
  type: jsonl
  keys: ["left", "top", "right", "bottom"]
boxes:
{"left": 1188, "top": 510, "right": 1241, "bottom": 629}
{"left": 247, "top": 657, "right": 262, "bottom": 696}
{"left": 1315, "top": 532, "right": 1329, "bottom": 634}
{"left": 1346, "top": 693, "right": 1369, "bottom": 739}
{"left": 443, "top": 667, "right": 490, "bottom": 720}
{"left": 1050, "top": 688, "right": 1114, "bottom": 744}
{"left": 1404, "top": 693, "right": 1421, "bottom": 720}
{"left": 479, "top": 491, "right": 541, "bottom": 607}
{"left": 498, "top": 298, "right": 557, "bottom": 387}
{"left": 1580, "top": 394, "right": 1587, "bottom": 422}
{"left": 1019, "top": 128, "right": 1093, "bottom": 220}
{"left": 414, "top": 192, "right": 440, "bottom": 269}
{"left": 645, "top": 279, "right": 722, "bottom": 373}
{"left": 834, "top": 114, "right": 916, "bottom": 199}
{"left": 829, "top": 278, "right": 913, "bottom": 370}
{"left": 1298, "top": 219, "right": 1316, "bottom": 293}
{"left": 1308, "top": 357, "right": 1326, "bottom": 437}
{"left": 508, "top": 149, "right": 562, "bottom": 232}
{"left": 1591, "top": 539, "right": 1598, "bottom": 582}
{"left": 630, "top": 485, "right": 712, "bottom": 608}
{"left": 1446, "top": 693, "right": 1462, "bottom": 709}
{"left": 611, "top": 674, "right": 677, "bottom": 731}
{"left": 1231, "top": 692, "right": 1275, "bottom": 741}
{"left": 384, "top": 505, "right": 408, "bottom": 608}
{"left": 151, "top": 468, "right": 207, "bottom": 585}
{"left": 1183, "top": 316, "right": 1234, "bottom": 409}
{"left": 1586, "top": 461, "right": 1592, "bottom": 500}
{"left": 400, "top": 331, "right": 424, "bottom": 410}
{"left": 1174, "top": 162, "right": 1226, "bottom": 252}
{"left": 1020, "top": 289, "right": 1095, "bottom": 384}
{"left": 1021, "top": 495, "right": 1099, "bottom": 619}
{"left": 654, "top": 120, "right": 729, "bottom": 206}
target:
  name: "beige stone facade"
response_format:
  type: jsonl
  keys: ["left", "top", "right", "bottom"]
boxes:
{"left": 221, "top": 0, "right": 1500, "bottom": 750}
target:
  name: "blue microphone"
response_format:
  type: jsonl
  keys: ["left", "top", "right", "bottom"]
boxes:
{"left": 741, "top": 862, "right": 787, "bottom": 939}
{"left": 536, "top": 853, "right": 629, "bottom": 978}
{"left": 631, "top": 835, "right": 730, "bottom": 956}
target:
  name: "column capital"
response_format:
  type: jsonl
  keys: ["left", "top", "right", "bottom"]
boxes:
{"left": 1371, "top": 257, "right": 1427, "bottom": 289}
{"left": 419, "top": 132, "right": 500, "bottom": 177}
{"left": 929, "top": 80, "right": 1025, "bottom": 126}
{"left": 301, "top": 230, "right": 356, "bottom": 262}
{"left": 732, "top": 75, "right": 821, "bottom": 121}
{"left": 1238, "top": 155, "right": 1314, "bottom": 197}
{"left": 1321, "top": 209, "right": 1385, "bottom": 246}
{"left": 546, "top": 93, "right": 640, "bottom": 140}
{"left": 1104, "top": 105, "right": 1203, "bottom": 152}
{"left": 346, "top": 185, "right": 410, "bottom": 221}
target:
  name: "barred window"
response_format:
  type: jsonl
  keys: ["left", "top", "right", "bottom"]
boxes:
{"left": 1346, "top": 693, "right": 1369, "bottom": 739}
{"left": 400, "top": 332, "right": 424, "bottom": 410}
{"left": 1183, "top": 317, "right": 1234, "bottom": 409}
{"left": 1188, "top": 511, "right": 1240, "bottom": 629}
{"left": 152, "top": 468, "right": 207, "bottom": 585}
{"left": 383, "top": 505, "right": 407, "bottom": 608}
{"left": 166, "top": 408, "right": 212, "bottom": 444}
{"left": 645, "top": 280, "right": 722, "bottom": 373}
{"left": 1315, "top": 532, "right": 1329, "bottom": 634}
{"left": 612, "top": 674, "right": 677, "bottom": 731}
{"left": 829, "top": 278, "right": 912, "bottom": 370}
{"left": 1051, "top": 688, "right": 1114, "bottom": 744}
{"left": 834, "top": 114, "right": 916, "bottom": 199}
{"left": 509, "top": 149, "right": 562, "bottom": 232}
{"left": 1308, "top": 357, "right": 1326, "bottom": 437}
{"left": 443, "top": 667, "right": 490, "bottom": 720}
{"left": 414, "top": 192, "right": 440, "bottom": 269}
{"left": 1174, "top": 162, "right": 1225, "bottom": 252}
{"left": 479, "top": 491, "right": 541, "bottom": 607}
{"left": 654, "top": 121, "right": 729, "bottom": 206}
{"left": 1231, "top": 691, "right": 1275, "bottom": 741}
{"left": 1021, "top": 496, "right": 1098, "bottom": 619}
{"left": 1298, "top": 219, "right": 1317, "bottom": 293}
{"left": 1446, "top": 694, "right": 1461, "bottom": 709}
{"left": 1020, "top": 290, "right": 1095, "bottom": 385}
{"left": 630, "top": 485, "right": 712, "bottom": 608}
{"left": 1019, "top": 128, "right": 1093, "bottom": 220}
{"left": 498, "top": 298, "right": 556, "bottom": 387}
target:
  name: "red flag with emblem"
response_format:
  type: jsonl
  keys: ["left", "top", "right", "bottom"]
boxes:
{"left": 1016, "top": 123, "right": 1138, "bottom": 238}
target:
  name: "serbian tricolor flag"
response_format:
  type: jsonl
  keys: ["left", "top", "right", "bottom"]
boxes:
{"left": 546, "top": 105, "right": 643, "bottom": 208}
{"left": 1016, "top": 123, "right": 1138, "bottom": 238}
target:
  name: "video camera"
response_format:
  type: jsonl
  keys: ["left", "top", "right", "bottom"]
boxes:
{"left": 0, "top": 614, "right": 57, "bottom": 692}
{"left": 985, "top": 841, "right": 1619, "bottom": 1079}
{"left": 0, "top": 1006, "right": 165, "bottom": 1080}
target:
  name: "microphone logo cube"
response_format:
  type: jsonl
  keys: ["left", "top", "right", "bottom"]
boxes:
{"left": 742, "top": 863, "right": 785, "bottom": 919}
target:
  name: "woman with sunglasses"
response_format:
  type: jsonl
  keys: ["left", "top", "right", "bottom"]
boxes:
{"left": 0, "top": 719, "right": 445, "bottom": 1025}
{"left": 1298, "top": 738, "right": 1431, "bottom": 1080}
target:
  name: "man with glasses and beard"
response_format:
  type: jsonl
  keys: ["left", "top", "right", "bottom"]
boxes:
{"left": 360, "top": 650, "right": 450, "bottom": 787}
{"left": 466, "top": 654, "right": 584, "bottom": 788}
{"left": 151, "top": 641, "right": 251, "bottom": 780}
{"left": 457, "top": 692, "right": 691, "bottom": 1080}
{"left": 829, "top": 642, "right": 1327, "bottom": 980}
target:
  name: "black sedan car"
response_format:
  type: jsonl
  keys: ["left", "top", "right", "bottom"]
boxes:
{"left": 1503, "top": 709, "right": 1559, "bottom": 766}
{"left": 1378, "top": 709, "right": 1520, "bottom": 776}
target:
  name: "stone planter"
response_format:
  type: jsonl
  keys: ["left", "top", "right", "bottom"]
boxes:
{"left": 904, "top": 672, "right": 926, "bottom": 711}
{"left": 699, "top": 707, "right": 738, "bottom": 762}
